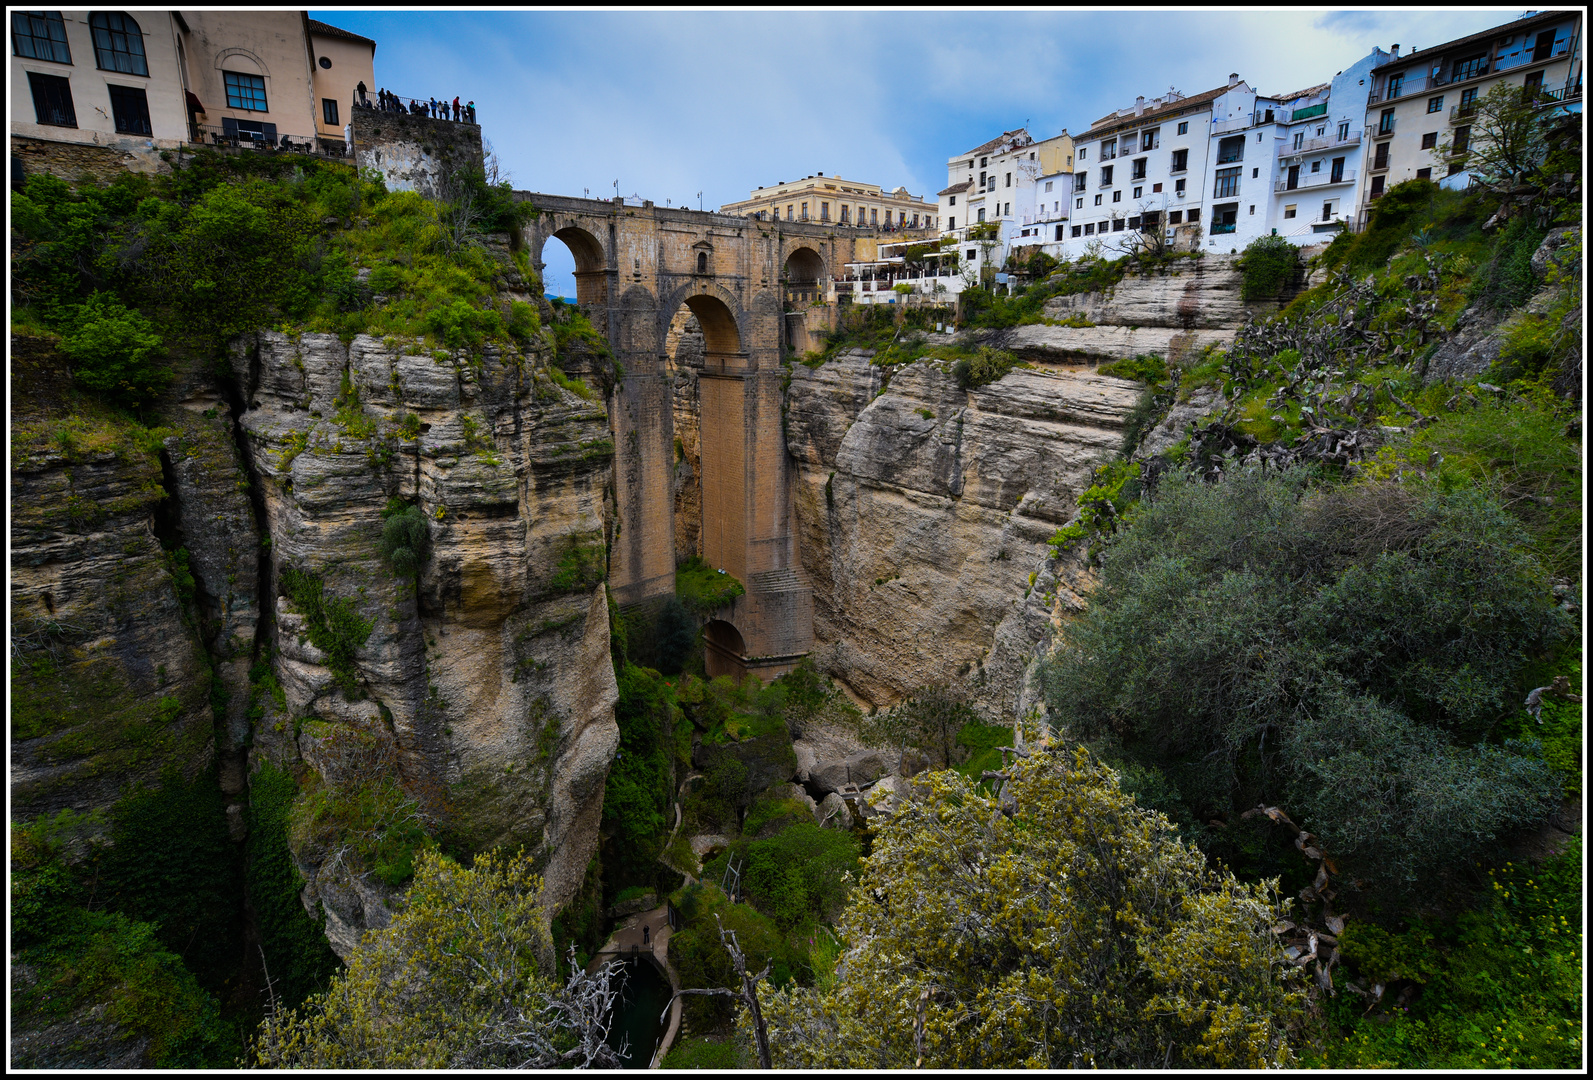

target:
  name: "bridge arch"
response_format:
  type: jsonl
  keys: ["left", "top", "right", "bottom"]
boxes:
{"left": 658, "top": 281, "right": 746, "bottom": 368}
{"left": 783, "top": 245, "right": 825, "bottom": 284}
{"left": 531, "top": 221, "right": 608, "bottom": 307}
{"left": 702, "top": 619, "right": 749, "bottom": 678}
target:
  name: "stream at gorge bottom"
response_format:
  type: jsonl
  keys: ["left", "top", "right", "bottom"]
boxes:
{"left": 603, "top": 957, "right": 673, "bottom": 1068}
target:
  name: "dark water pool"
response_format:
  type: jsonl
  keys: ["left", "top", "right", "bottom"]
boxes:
{"left": 604, "top": 957, "right": 672, "bottom": 1068}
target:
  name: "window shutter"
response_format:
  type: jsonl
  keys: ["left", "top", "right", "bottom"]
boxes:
{"left": 263, "top": 122, "right": 278, "bottom": 143}
{"left": 222, "top": 116, "right": 238, "bottom": 137}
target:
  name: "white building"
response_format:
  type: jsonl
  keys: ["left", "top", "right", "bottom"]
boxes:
{"left": 936, "top": 127, "right": 1074, "bottom": 282}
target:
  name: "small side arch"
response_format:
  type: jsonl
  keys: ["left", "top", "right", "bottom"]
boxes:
{"left": 658, "top": 280, "right": 744, "bottom": 364}
{"left": 703, "top": 619, "right": 748, "bottom": 679}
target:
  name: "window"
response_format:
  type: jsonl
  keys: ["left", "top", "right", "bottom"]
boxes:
{"left": 1100, "top": 164, "right": 1113, "bottom": 185}
{"left": 1004, "top": 172, "right": 1010, "bottom": 187}
{"left": 1420, "top": 131, "right": 1437, "bottom": 149}
{"left": 949, "top": 195, "right": 956, "bottom": 206}
{"left": 1249, "top": 204, "right": 1255, "bottom": 215}
{"left": 980, "top": 156, "right": 988, "bottom": 167}
{"left": 1074, "top": 173, "right": 1087, "bottom": 192}
{"left": 1337, "top": 121, "right": 1350, "bottom": 141}
{"left": 1141, "top": 129, "right": 1159, "bottom": 151}
{"left": 1128, "top": 215, "right": 1141, "bottom": 229}
{"left": 820, "top": 201, "right": 829, "bottom": 221}
{"left": 1387, "top": 72, "right": 1404, "bottom": 98}
{"left": 870, "top": 208, "right": 877, "bottom": 225}
{"left": 1112, "top": 191, "right": 1122, "bottom": 203}
{"left": 1177, "top": 121, "right": 1188, "bottom": 135}
{"left": 322, "top": 98, "right": 339, "bottom": 125}
{"left": 1101, "top": 139, "right": 1116, "bottom": 160}
{"left": 1293, "top": 132, "right": 1304, "bottom": 150}
{"left": 1284, "top": 204, "right": 1297, "bottom": 219}
{"left": 1212, "top": 203, "right": 1238, "bottom": 232}
{"left": 1214, "top": 166, "right": 1241, "bottom": 198}
{"left": 1452, "top": 53, "right": 1486, "bottom": 81}
{"left": 1310, "top": 160, "right": 1321, "bottom": 172}
{"left": 1084, "top": 222, "right": 1095, "bottom": 234}
{"left": 1416, "top": 167, "right": 1432, "bottom": 180}
{"left": 1373, "top": 142, "right": 1390, "bottom": 169}
{"left": 1377, "top": 108, "right": 1394, "bottom": 135}
{"left": 800, "top": 201, "right": 808, "bottom": 220}
{"left": 1322, "top": 201, "right": 1334, "bottom": 221}
{"left": 1427, "top": 95, "right": 1444, "bottom": 113}
{"left": 1076, "top": 197, "right": 1084, "bottom": 209}
{"left": 1071, "top": 225, "right": 1082, "bottom": 237}
{"left": 12, "top": 10, "right": 71, "bottom": 63}
{"left": 90, "top": 12, "right": 146, "bottom": 75}
{"left": 1141, "top": 211, "right": 1160, "bottom": 231}
{"left": 1317, "top": 126, "right": 1325, "bottom": 136}
{"left": 1252, "top": 168, "right": 1259, "bottom": 178}
{"left": 840, "top": 205, "right": 850, "bottom": 224}
{"left": 1330, "top": 156, "right": 1344, "bottom": 182}
{"left": 786, "top": 206, "right": 793, "bottom": 220}
{"left": 1187, "top": 208, "right": 1200, "bottom": 223}
{"left": 1003, "top": 203, "right": 1009, "bottom": 216}
{"left": 1056, "top": 224, "right": 1065, "bottom": 241}
{"left": 1093, "top": 194, "right": 1102, "bottom": 205}
{"left": 1044, "top": 180, "right": 1053, "bottom": 192}
{"left": 1078, "top": 146, "right": 1087, "bottom": 161}
{"left": 1446, "top": 161, "right": 1466, "bottom": 177}
{"left": 225, "top": 70, "right": 268, "bottom": 111}
{"left": 1452, "top": 126, "right": 1470, "bottom": 155}
{"left": 967, "top": 249, "right": 976, "bottom": 260}
{"left": 986, "top": 175, "right": 996, "bottom": 192}
{"left": 1152, "top": 182, "right": 1162, "bottom": 193}
{"left": 27, "top": 71, "right": 76, "bottom": 126}
{"left": 107, "top": 83, "right": 150, "bottom": 135}
{"left": 1370, "top": 175, "right": 1385, "bottom": 197}
{"left": 979, "top": 171, "right": 986, "bottom": 187}
{"left": 1131, "top": 157, "right": 1147, "bottom": 179}
{"left": 1458, "top": 86, "right": 1478, "bottom": 112}
{"left": 977, "top": 208, "right": 985, "bottom": 222}
{"left": 1217, "top": 135, "right": 1245, "bottom": 163}
{"left": 1175, "top": 178, "right": 1186, "bottom": 196}
{"left": 1170, "top": 147, "right": 1188, "bottom": 172}
{"left": 1112, "top": 218, "right": 1126, "bottom": 231}
{"left": 696, "top": 252, "right": 708, "bottom": 273}
{"left": 1168, "top": 210, "right": 1182, "bottom": 224}
{"left": 1133, "top": 186, "right": 1143, "bottom": 198}
{"left": 947, "top": 216, "right": 954, "bottom": 229}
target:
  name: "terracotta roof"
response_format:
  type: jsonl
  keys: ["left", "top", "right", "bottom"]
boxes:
{"left": 1084, "top": 83, "right": 1232, "bottom": 138}
{"left": 1371, "top": 10, "right": 1569, "bottom": 73}
{"left": 938, "top": 180, "right": 972, "bottom": 196}
{"left": 1275, "top": 82, "right": 1331, "bottom": 104}
{"left": 307, "top": 19, "right": 375, "bottom": 48}
{"left": 959, "top": 128, "right": 1032, "bottom": 158}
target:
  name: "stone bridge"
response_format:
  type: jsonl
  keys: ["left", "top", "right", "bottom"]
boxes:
{"left": 516, "top": 194, "right": 888, "bottom": 679}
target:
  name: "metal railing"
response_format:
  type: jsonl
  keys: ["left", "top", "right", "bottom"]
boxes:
{"left": 191, "top": 124, "right": 347, "bottom": 156}
{"left": 1211, "top": 222, "right": 1237, "bottom": 234}
{"left": 1275, "top": 169, "right": 1357, "bottom": 192}
{"left": 1278, "top": 130, "right": 1359, "bottom": 158}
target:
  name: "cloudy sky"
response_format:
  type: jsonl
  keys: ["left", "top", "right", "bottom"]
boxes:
{"left": 311, "top": 6, "right": 1526, "bottom": 298}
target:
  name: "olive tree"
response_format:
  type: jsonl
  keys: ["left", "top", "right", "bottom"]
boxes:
{"left": 251, "top": 847, "right": 625, "bottom": 1068}
{"left": 747, "top": 749, "right": 1308, "bottom": 1069}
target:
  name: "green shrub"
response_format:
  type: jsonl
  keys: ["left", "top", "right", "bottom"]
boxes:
{"left": 703, "top": 823, "right": 859, "bottom": 929}
{"left": 59, "top": 292, "right": 168, "bottom": 404}
{"left": 667, "top": 883, "right": 802, "bottom": 1029}
{"left": 378, "top": 498, "right": 430, "bottom": 577}
{"left": 601, "top": 665, "right": 676, "bottom": 898}
{"left": 675, "top": 555, "right": 746, "bottom": 616}
{"left": 1097, "top": 353, "right": 1168, "bottom": 384}
{"left": 1042, "top": 469, "right": 1569, "bottom": 904}
{"left": 661, "top": 1035, "right": 746, "bottom": 1069}
{"left": 950, "top": 345, "right": 1017, "bottom": 390}
{"left": 1238, "top": 234, "right": 1300, "bottom": 300}
{"left": 549, "top": 534, "right": 606, "bottom": 593}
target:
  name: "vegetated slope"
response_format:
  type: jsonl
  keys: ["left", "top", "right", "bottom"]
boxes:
{"left": 1035, "top": 171, "right": 1582, "bottom": 1068}
{"left": 9, "top": 150, "right": 623, "bottom": 1065}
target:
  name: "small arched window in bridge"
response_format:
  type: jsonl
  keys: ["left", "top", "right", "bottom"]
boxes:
{"left": 697, "top": 252, "right": 708, "bottom": 273}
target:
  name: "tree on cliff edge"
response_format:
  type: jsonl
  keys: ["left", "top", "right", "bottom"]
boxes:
{"left": 251, "top": 847, "right": 625, "bottom": 1068}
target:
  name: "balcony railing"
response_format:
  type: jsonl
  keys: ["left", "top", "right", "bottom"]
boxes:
{"left": 1210, "top": 114, "right": 1255, "bottom": 135}
{"left": 192, "top": 124, "right": 347, "bottom": 156}
{"left": 1449, "top": 102, "right": 1479, "bottom": 122}
{"left": 1211, "top": 222, "right": 1237, "bottom": 234}
{"left": 1278, "top": 130, "right": 1360, "bottom": 158}
{"left": 1275, "top": 169, "right": 1357, "bottom": 193}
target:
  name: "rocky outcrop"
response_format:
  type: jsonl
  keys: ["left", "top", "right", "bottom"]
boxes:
{"left": 10, "top": 340, "right": 216, "bottom": 821}
{"left": 231, "top": 324, "right": 621, "bottom": 943}
{"left": 788, "top": 350, "right": 1138, "bottom": 709}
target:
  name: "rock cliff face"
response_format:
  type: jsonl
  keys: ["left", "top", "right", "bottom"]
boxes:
{"left": 786, "top": 350, "right": 1140, "bottom": 710}
{"left": 998, "top": 255, "right": 1285, "bottom": 364}
{"left": 232, "top": 326, "right": 620, "bottom": 951}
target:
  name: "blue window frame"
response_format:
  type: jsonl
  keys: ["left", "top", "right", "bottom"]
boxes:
{"left": 224, "top": 70, "right": 268, "bottom": 111}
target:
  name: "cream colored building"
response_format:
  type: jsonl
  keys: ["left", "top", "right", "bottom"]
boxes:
{"left": 12, "top": 9, "right": 375, "bottom": 176}
{"left": 1353, "top": 9, "right": 1583, "bottom": 225}
{"left": 721, "top": 173, "right": 938, "bottom": 232}
{"left": 307, "top": 18, "right": 376, "bottom": 141}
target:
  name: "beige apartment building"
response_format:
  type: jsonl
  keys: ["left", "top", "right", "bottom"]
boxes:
{"left": 721, "top": 173, "right": 938, "bottom": 232}
{"left": 1354, "top": 9, "right": 1582, "bottom": 225}
{"left": 11, "top": 10, "right": 374, "bottom": 180}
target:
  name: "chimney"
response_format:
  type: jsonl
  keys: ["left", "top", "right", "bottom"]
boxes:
{"left": 1391, "top": 44, "right": 1400, "bottom": 57}
{"left": 1135, "top": 95, "right": 1145, "bottom": 115}
{"left": 1228, "top": 72, "right": 1241, "bottom": 88}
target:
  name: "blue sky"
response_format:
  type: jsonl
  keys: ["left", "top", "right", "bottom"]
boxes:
{"left": 311, "top": 7, "right": 1526, "bottom": 299}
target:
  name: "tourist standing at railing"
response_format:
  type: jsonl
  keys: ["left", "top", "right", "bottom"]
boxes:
{"left": 467, "top": 101, "right": 476, "bottom": 124}
{"left": 452, "top": 96, "right": 461, "bottom": 121}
